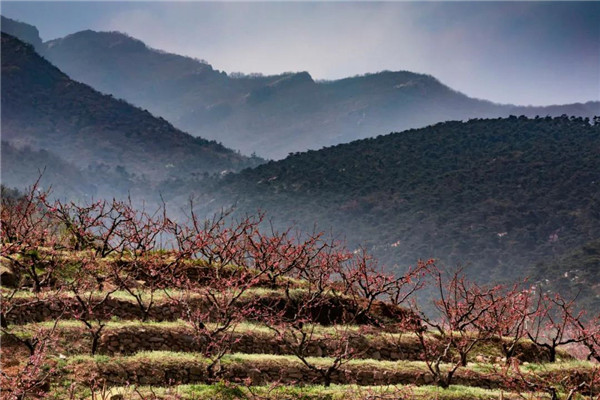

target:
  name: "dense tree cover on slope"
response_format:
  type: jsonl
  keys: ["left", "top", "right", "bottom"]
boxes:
{"left": 212, "top": 116, "right": 600, "bottom": 301}
{"left": 36, "top": 26, "right": 599, "bottom": 159}
{"left": 1, "top": 142, "right": 95, "bottom": 199}
{"left": 532, "top": 239, "right": 600, "bottom": 311}
{"left": 0, "top": 33, "right": 262, "bottom": 198}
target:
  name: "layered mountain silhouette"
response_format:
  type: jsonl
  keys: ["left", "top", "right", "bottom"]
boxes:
{"left": 209, "top": 116, "right": 600, "bottom": 305}
{"left": 2, "top": 16, "right": 599, "bottom": 308}
{"left": 1, "top": 32, "right": 261, "bottom": 198}
{"left": 4, "top": 16, "right": 598, "bottom": 159}
{"left": 37, "top": 28, "right": 599, "bottom": 159}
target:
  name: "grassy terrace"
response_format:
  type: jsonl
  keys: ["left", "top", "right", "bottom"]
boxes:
{"left": 1, "top": 251, "right": 309, "bottom": 288}
{"left": 67, "top": 351, "right": 595, "bottom": 376}
{"left": 1, "top": 250, "right": 595, "bottom": 399}
{"left": 2, "top": 286, "right": 346, "bottom": 303}
{"left": 85, "top": 383, "right": 541, "bottom": 400}
{"left": 58, "top": 352, "right": 597, "bottom": 392}
{"left": 4, "top": 320, "right": 565, "bottom": 364}
{"left": 2, "top": 320, "right": 363, "bottom": 336}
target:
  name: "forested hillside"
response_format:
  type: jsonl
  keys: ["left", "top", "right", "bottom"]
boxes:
{"left": 212, "top": 116, "right": 600, "bottom": 298}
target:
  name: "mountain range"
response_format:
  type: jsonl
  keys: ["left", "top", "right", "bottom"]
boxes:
{"left": 1, "top": 31, "right": 261, "bottom": 199}
{"left": 3, "top": 16, "right": 598, "bottom": 159}
{"left": 2, "top": 16, "right": 599, "bottom": 309}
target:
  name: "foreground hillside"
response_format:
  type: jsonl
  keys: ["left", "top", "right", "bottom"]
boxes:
{"left": 210, "top": 116, "right": 600, "bottom": 304}
{"left": 7, "top": 20, "right": 593, "bottom": 159}
{"left": 2, "top": 188, "right": 599, "bottom": 399}
{"left": 0, "top": 33, "right": 261, "bottom": 199}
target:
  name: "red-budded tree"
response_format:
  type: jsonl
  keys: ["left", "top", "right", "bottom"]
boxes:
{"left": 1, "top": 294, "right": 65, "bottom": 356}
{"left": 243, "top": 224, "right": 325, "bottom": 288}
{"left": 259, "top": 237, "right": 348, "bottom": 387}
{"left": 0, "top": 320, "right": 60, "bottom": 400}
{"left": 46, "top": 198, "right": 130, "bottom": 257}
{"left": 64, "top": 257, "right": 118, "bottom": 355}
{"left": 526, "top": 292, "right": 582, "bottom": 363}
{"left": 406, "top": 267, "right": 504, "bottom": 388}
{"left": 185, "top": 210, "right": 259, "bottom": 274}
{"left": 573, "top": 314, "right": 600, "bottom": 363}
{"left": 106, "top": 201, "right": 182, "bottom": 322}
{"left": 172, "top": 210, "right": 269, "bottom": 380}
{"left": 500, "top": 357, "right": 600, "bottom": 400}
{"left": 262, "top": 241, "right": 425, "bottom": 387}
{"left": 479, "top": 283, "right": 537, "bottom": 363}
{"left": 334, "top": 250, "right": 430, "bottom": 327}
{"left": 178, "top": 265, "right": 262, "bottom": 381}
{"left": 1, "top": 180, "right": 61, "bottom": 293}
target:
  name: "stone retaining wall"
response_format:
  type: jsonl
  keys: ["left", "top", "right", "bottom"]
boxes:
{"left": 5, "top": 297, "right": 182, "bottom": 324}
{"left": 96, "top": 326, "right": 552, "bottom": 363}
{"left": 5, "top": 295, "right": 411, "bottom": 327}
{"left": 72, "top": 358, "right": 505, "bottom": 389}
{"left": 97, "top": 326, "right": 423, "bottom": 361}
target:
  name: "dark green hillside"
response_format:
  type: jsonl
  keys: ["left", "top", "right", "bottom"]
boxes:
{"left": 532, "top": 239, "right": 600, "bottom": 311}
{"left": 215, "top": 116, "right": 600, "bottom": 287}
{"left": 0, "top": 33, "right": 261, "bottom": 194}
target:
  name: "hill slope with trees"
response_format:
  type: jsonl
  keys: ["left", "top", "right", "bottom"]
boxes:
{"left": 0, "top": 33, "right": 261, "bottom": 199}
{"left": 211, "top": 116, "right": 600, "bottom": 299}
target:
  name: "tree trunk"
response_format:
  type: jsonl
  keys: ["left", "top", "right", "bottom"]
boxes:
{"left": 549, "top": 346, "right": 556, "bottom": 363}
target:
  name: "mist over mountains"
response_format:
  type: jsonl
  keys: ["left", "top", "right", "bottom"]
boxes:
{"left": 3, "top": 16, "right": 596, "bottom": 160}
{"left": 1, "top": 15, "right": 599, "bottom": 309}
{"left": 1, "top": 31, "right": 261, "bottom": 199}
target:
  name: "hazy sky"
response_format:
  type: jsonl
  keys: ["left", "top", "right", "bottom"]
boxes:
{"left": 2, "top": 1, "right": 599, "bottom": 106}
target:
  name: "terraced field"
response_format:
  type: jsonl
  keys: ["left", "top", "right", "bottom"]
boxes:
{"left": 1, "top": 189, "right": 599, "bottom": 399}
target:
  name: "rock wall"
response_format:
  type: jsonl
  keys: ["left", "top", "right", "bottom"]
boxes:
{"left": 77, "top": 357, "right": 503, "bottom": 388}
{"left": 4, "top": 295, "right": 412, "bottom": 326}
{"left": 97, "top": 326, "right": 423, "bottom": 361}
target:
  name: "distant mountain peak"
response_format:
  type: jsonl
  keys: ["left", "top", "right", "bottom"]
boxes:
{"left": 48, "top": 29, "right": 148, "bottom": 52}
{"left": 269, "top": 71, "right": 314, "bottom": 87}
{"left": 46, "top": 29, "right": 213, "bottom": 69}
{"left": 36, "top": 24, "right": 600, "bottom": 159}
{"left": 0, "top": 15, "right": 43, "bottom": 50}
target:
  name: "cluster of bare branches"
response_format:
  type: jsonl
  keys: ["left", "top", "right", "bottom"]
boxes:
{"left": 2, "top": 182, "right": 599, "bottom": 397}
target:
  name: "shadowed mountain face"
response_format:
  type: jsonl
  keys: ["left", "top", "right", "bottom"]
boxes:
{"left": 40, "top": 29, "right": 599, "bottom": 159}
{"left": 1, "top": 33, "right": 261, "bottom": 198}
{"left": 208, "top": 117, "right": 600, "bottom": 301}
